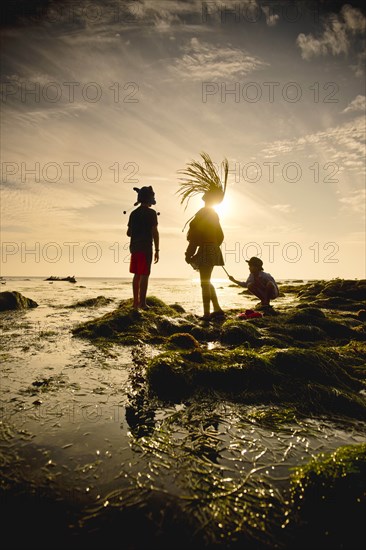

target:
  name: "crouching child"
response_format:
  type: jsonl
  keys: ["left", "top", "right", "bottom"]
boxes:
{"left": 229, "top": 256, "right": 279, "bottom": 310}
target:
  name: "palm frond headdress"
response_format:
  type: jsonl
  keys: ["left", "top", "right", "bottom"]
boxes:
{"left": 177, "top": 152, "right": 229, "bottom": 209}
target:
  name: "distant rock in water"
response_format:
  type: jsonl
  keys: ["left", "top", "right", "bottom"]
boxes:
{"left": 296, "top": 279, "right": 366, "bottom": 310}
{"left": 68, "top": 296, "right": 113, "bottom": 308}
{"left": 45, "top": 276, "right": 77, "bottom": 283}
{"left": 0, "top": 291, "right": 38, "bottom": 311}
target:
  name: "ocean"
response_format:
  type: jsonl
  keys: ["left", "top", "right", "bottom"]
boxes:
{"left": 0, "top": 274, "right": 298, "bottom": 311}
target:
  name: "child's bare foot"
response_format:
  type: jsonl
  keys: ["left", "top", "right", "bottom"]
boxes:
{"left": 209, "top": 310, "right": 225, "bottom": 319}
{"left": 139, "top": 304, "right": 150, "bottom": 310}
{"left": 255, "top": 302, "right": 270, "bottom": 310}
{"left": 200, "top": 314, "right": 211, "bottom": 322}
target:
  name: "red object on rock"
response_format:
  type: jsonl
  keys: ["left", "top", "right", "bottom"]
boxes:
{"left": 237, "top": 309, "right": 263, "bottom": 320}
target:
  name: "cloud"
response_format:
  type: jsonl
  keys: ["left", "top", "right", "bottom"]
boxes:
{"left": 338, "top": 188, "right": 366, "bottom": 215}
{"left": 342, "top": 94, "right": 366, "bottom": 114}
{"left": 127, "top": 0, "right": 200, "bottom": 19}
{"left": 341, "top": 4, "right": 366, "bottom": 33}
{"left": 261, "top": 116, "right": 365, "bottom": 174}
{"left": 261, "top": 6, "right": 279, "bottom": 27}
{"left": 350, "top": 51, "right": 366, "bottom": 77}
{"left": 296, "top": 4, "right": 366, "bottom": 61}
{"left": 297, "top": 17, "right": 348, "bottom": 59}
{"left": 172, "top": 37, "right": 267, "bottom": 80}
{"left": 8, "top": 103, "right": 89, "bottom": 127}
{"left": 272, "top": 204, "right": 295, "bottom": 213}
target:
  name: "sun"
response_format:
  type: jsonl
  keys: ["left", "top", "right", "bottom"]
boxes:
{"left": 213, "top": 197, "right": 232, "bottom": 219}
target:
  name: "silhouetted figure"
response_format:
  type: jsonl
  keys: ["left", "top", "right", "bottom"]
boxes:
{"left": 229, "top": 256, "right": 279, "bottom": 310}
{"left": 127, "top": 186, "right": 159, "bottom": 309}
{"left": 178, "top": 152, "right": 228, "bottom": 321}
{"left": 185, "top": 193, "right": 225, "bottom": 320}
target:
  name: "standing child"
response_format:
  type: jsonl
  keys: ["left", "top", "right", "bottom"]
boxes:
{"left": 127, "top": 186, "right": 159, "bottom": 309}
{"left": 229, "top": 257, "right": 279, "bottom": 310}
{"left": 178, "top": 152, "right": 228, "bottom": 321}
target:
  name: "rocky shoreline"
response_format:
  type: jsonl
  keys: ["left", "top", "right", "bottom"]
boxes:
{"left": 70, "top": 278, "right": 366, "bottom": 548}
{"left": 1, "top": 278, "right": 365, "bottom": 549}
{"left": 72, "top": 279, "right": 366, "bottom": 419}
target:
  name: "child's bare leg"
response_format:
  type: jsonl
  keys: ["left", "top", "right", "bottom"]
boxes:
{"left": 139, "top": 275, "right": 150, "bottom": 308}
{"left": 132, "top": 274, "right": 140, "bottom": 308}
{"left": 209, "top": 283, "right": 221, "bottom": 312}
{"left": 264, "top": 282, "right": 277, "bottom": 306}
{"left": 247, "top": 282, "right": 266, "bottom": 305}
{"left": 200, "top": 266, "right": 212, "bottom": 317}
{"left": 248, "top": 282, "right": 277, "bottom": 306}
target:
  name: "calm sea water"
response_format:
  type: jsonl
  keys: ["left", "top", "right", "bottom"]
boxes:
{"left": 0, "top": 274, "right": 302, "bottom": 312}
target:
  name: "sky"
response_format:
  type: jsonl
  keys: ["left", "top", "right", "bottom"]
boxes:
{"left": 1, "top": 0, "right": 365, "bottom": 279}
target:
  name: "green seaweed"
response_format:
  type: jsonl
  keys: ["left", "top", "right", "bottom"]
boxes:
{"left": 286, "top": 443, "right": 366, "bottom": 549}
{"left": 245, "top": 405, "right": 299, "bottom": 426}
{"left": 167, "top": 332, "right": 200, "bottom": 349}
{"left": 72, "top": 296, "right": 176, "bottom": 342}
{"left": 67, "top": 295, "right": 113, "bottom": 308}
{"left": 146, "top": 345, "right": 366, "bottom": 418}
{"left": 296, "top": 279, "right": 366, "bottom": 312}
{"left": 72, "top": 282, "right": 366, "bottom": 418}
{"left": 220, "top": 319, "right": 261, "bottom": 346}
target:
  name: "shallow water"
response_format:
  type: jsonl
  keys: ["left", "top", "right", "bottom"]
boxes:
{"left": 1, "top": 277, "right": 365, "bottom": 547}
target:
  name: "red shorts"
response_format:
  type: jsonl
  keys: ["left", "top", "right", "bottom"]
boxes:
{"left": 129, "top": 251, "right": 151, "bottom": 275}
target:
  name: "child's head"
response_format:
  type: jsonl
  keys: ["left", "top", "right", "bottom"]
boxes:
{"left": 202, "top": 189, "right": 224, "bottom": 207}
{"left": 133, "top": 186, "right": 156, "bottom": 206}
{"left": 246, "top": 256, "right": 263, "bottom": 273}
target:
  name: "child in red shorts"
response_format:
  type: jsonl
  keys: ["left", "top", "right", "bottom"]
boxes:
{"left": 127, "top": 186, "right": 159, "bottom": 309}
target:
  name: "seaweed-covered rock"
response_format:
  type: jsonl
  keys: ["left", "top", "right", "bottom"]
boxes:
{"left": 74, "top": 308, "right": 135, "bottom": 337}
{"left": 279, "top": 324, "right": 327, "bottom": 342}
{"left": 72, "top": 296, "right": 205, "bottom": 345}
{"left": 147, "top": 349, "right": 274, "bottom": 401}
{"left": 286, "top": 308, "right": 326, "bottom": 323}
{"left": 314, "top": 318, "right": 357, "bottom": 339}
{"left": 220, "top": 320, "right": 261, "bottom": 346}
{"left": 156, "top": 315, "right": 196, "bottom": 336}
{"left": 72, "top": 296, "right": 226, "bottom": 345}
{"left": 169, "top": 303, "right": 186, "bottom": 313}
{"left": 190, "top": 324, "right": 221, "bottom": 342}
{"left": 302, "top": 296, "right": 365, "bottom": 311}
{"left": 357, "top": 309, "right": 366, "bottom": 321}
{"left": 68, "top": 296, "right": 113, "bottom": 308}
{"left": 284, "top": 308, "right": 357, "bottom": 341}
{"left": 146, "top": 352, "right": 192, "bottom": 400}
{"left": 0, "top": 291, "right": 38, "bottom": 311}
{"left": 147, "top": 344, "right": 366, "bottom": 418}
{"left": 268, "top": 348, "right": 362, "bottom": 389}
{"left": 321, "top": 279, "right": 366, "bottom": 300}
{"left": 167, "top": 333, "right": 200, "bottom": 350}
{"left": 287, "top": 443, "right": 366, "bottom": 550}
{"left": 297, "top": 279, "right": 366, "bottom": 311}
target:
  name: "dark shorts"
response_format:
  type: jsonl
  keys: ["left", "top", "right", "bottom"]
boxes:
{"left": 130, "top": 251, "right": 152, "bottom": 275}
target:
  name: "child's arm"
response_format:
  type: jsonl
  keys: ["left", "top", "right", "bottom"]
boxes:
{"left": 228, "top": 275, "right": 247, "bottom": 288}
{"left": 152, "top": 225, "right": 159, "bottom": 263}
{"left": 185, "top": 241, "right": 197, "bottom": 263}
{"left": 127, "top": 215, "right": 131, "bottom": 237}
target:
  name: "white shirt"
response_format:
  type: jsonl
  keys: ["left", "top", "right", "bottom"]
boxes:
{"left": 238, "top": 271, "right": 279, "bottom": 296}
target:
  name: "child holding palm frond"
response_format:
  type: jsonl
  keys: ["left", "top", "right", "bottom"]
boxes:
{"left": 177, "top": 152, "right": 228, "bottom": 321}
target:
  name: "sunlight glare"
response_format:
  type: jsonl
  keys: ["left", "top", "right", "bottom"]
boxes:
{"left": 214, "top": 197, "right": 232, "bottom": 218}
